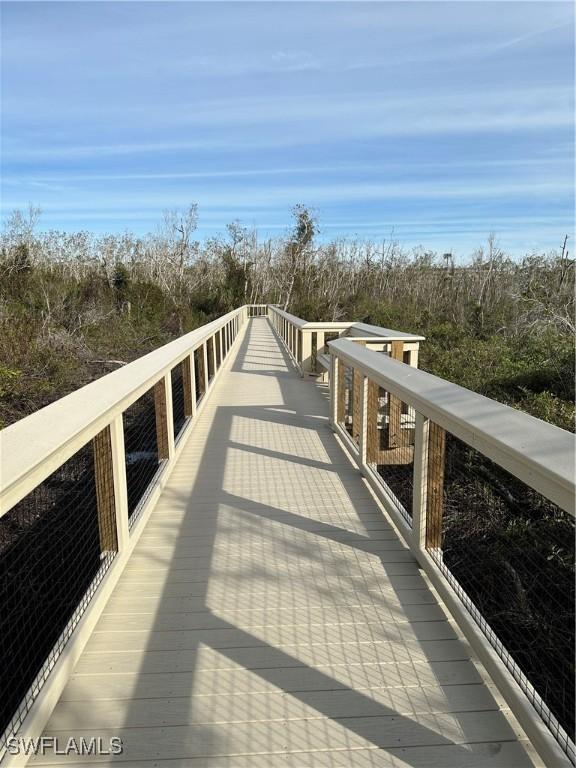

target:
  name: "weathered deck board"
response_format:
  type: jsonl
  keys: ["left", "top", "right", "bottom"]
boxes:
{"left": 30, "top": 319, "right": 539, "bottom": 766}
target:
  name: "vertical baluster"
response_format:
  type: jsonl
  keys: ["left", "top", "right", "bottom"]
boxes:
{"left": 386, "top": 341, "right": 404, "bottom": 449}
{"left": 366, "top": 378, "right": 380, "bottom": 466}
{"left": 425, "top": 422, "right": 446, "bottom": 550}
{"left": 154, "top": 375, "right": 173, "bottom": 460}
{"left": 93, "top": 425, "right": 118, "bottom": 552}
{"left": 411, "top": 412, "right": 429, "bottom": 550}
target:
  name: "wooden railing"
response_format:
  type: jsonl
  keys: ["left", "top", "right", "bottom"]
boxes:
{"left": 267, "top": 305, "right": 424, "bottom": 375}
{"left": 326, "top": 337, "right": 575, "bottom": 767}
{"left": 0, "top": 306, "right": 256, "bottom": 764}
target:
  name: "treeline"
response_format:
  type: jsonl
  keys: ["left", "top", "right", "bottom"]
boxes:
{"left": 0, "top": 204, "right": 574, "bottom": 430}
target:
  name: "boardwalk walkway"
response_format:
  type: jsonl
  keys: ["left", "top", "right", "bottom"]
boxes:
{"left": 32, "top": 319, "right": 540, "bottom": 767}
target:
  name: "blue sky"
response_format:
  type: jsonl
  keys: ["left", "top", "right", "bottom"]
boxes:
{"left": 1, "top": 1, "right": 574, "bottom": 256}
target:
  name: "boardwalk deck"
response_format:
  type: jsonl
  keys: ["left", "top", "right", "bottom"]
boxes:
{"left": 30, "top": 319, "right": 541, "bottom": 767}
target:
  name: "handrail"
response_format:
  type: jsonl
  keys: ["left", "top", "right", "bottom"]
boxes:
{"left": 0, "top": 304, "right": 258, "bottom": 764}
{"left": 330, "top": 338, "right": 575, "bottom": 514}
{"left": 0, "top": 307, "right": 245, "bottom": 515}
{"left": 267, "top": 305, "right": 424, "bottom": 376}
{"left": 267, "top": 306, "right": 308, "bottom": 328}
{"left": 326, "top": 336, "right": 575, "bottom": 766}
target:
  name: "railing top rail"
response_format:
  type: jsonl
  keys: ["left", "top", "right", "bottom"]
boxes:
{"left": 0, "top": 307, "right": 244, "bottom": 515}
{"left": 268, "top": 306, "right": 425, "bottom": 341}
{"left": 330, "top": 338, "right": 575, "bottom": 514}
{"left": 267, "top": 306, "right": 308, "bottom": 327}
{"left": 348, "top": 322, "right": 426, "bottom": 341}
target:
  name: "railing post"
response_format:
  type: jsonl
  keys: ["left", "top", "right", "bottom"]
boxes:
{"left": 329, "top": 353, "right": 338, "bottom": 430}
{"left": 337, "top": 359, "right": 346, "bottom": 426}
{"left": 93, "top": 425, "right": 119, "bottom": 553}
{"left": 211, "top": 334, "right": 218, "bottom": 376}
{"left": 301, "top": 329, "right": 312, "bottom": 377}
{"left": 426, "top": 422, "right": 446, "bottom": 551}
{"left": 154, "top": 374, "right": 174, "bottom": 460}
{"left": 109, "top": 414, "right": 129, "bottom": 550}
{"left": 352, "top": 367, "right": 363, "bottom": 444}
{"left": 202, "top": 342, "right": 209, "bottom": 393}
{"left": 387, "top": 341, "right": 404, "bottom": 448}
{"left": 411, "top": 412, "right": 429, "bottom": 551}
{"left": 352, "top": 342, "right": 366, "bottom": 444}
{"left": 359, "top": 374, "right": 368, "bottom": 465}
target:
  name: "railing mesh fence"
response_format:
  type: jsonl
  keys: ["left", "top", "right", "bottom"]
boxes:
{"left": 337, "top": 362, "right": 355, "bottom": 442}
{"left": 366, "top": 382, "right": 415, "bottom": 523}
{"left": 0, "top": 439, "right": 115, "bottom": 747}
{"left": 426, "top": 425, "right": 575, "bottom": 758}
{"left": 123, "top": 386, "right": 162, "bottom": 523}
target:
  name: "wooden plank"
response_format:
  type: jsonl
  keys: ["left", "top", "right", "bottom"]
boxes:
{"left": 154, "top": 378, "right": 170, "bottom": 460}
{"left": 60, "top": 659, "right": 483, "bottom": 701}
{"left": 85, "top": 620, "right": 458, "bottom": 654}
{"left": 33, "top": 711, "right": 520, "bottom": 763}
{"left": 92, "top": 426, "right": 118, "bottom": 552}
{"left": 48, "top": 683, "right": 500, "bottom": 730}
{"left": 426, "top": 422, "right": 446, "bottom": 550}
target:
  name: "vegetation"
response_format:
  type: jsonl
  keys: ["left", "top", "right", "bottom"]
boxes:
{"left": 1, "top": 204, "right": 573, "bottom": 431}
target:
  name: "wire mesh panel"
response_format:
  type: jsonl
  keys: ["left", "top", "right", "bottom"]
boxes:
{"left": 366, "top": 381, "right": 415, "bottom": 523}
{"left": 337, "top": 361, "right": 356, "bottom": 442}
{"left": 0, "top": 438, "right": 116, "bottom": 746}
{"left": 170, "top": 361, "right": 188, "bottom": 440}
{"left": 122, "top": 386, "right": 163, "bottom": 522}
{"left": 426, "top": 425, "right": 575, "bottom": 757}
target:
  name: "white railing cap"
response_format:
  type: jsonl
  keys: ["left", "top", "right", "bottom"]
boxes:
{"left": 349, "top": 322, "right": 426, "bottom": 341}
{"left": 329, "top": 338, "right": 575, "bottom": 514}
{"left": 268, "top": 306, "right": 308, "bottom": 327}
{"left": 269, "top": 306, "right": 425, "bottom": 341}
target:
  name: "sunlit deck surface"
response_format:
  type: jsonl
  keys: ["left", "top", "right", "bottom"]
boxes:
{"left": 32, "top": 319, "right": 540, "bottom": 767}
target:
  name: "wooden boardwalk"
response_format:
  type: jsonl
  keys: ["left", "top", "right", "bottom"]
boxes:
{"left": 31, "top": 319, "right": 541, "bottom": 767}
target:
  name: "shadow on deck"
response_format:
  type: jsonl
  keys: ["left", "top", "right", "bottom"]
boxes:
{"left": 32, "top": 319, "right": 538, "bottom": 767}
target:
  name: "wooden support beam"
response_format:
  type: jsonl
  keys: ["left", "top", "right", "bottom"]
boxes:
{"left": 386, "top": 341, "right": 404, "bottom": 449}
{"left": 337, "top": 359, "right": 346, "bottom": 424}
{"left": 154, "top": 379, "right": 170, "bottom": 460}
{"left": 351, "top": 341, "right": 366, "bottom": 442}
{"left": 426, "top": 421, "right": 446, "bottom": 550}
{"left": 366, "top": 378, "right": 380, "bottom": 465}
{"left": 352, "top": 367, "right": 363, "bottom": 444}
{"left": 92, "top": 426, "right": 118, "bottom": 552}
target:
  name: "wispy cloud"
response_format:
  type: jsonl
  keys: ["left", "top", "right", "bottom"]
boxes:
{"left": 1, "top": 0, "right": 573, "bottom": 254}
